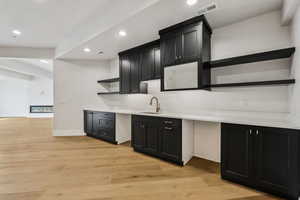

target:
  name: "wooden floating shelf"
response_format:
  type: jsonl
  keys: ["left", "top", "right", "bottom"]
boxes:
{"left": 97, "top": 92, "right": 120, "bottom": 95}
{"left": 210, "top": 47, "right": 296, "bottom": 68}
{"left": 97, "top": 78, "right": 120, "bottom": 83}
{"left": 208, "top": 79, "right": 295, "bottom": 88}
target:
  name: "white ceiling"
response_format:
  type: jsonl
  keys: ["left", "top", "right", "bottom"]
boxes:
{"left": 0, "top": 0, "right": 110, "bottom": 47}
{"left": 58, "top": 0, "right": 283, "bottom": 60}
{"left": 0, "top": 0, "right": 282, "bottom": 60}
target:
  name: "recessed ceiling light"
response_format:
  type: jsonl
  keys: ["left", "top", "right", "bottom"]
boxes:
{"left": 40, "top": 59, "right": 49, "bottom": 64}
{"left": 119, "top": 30, "right": 127, "bottom": 37}
{"left": 186, "top": 0, "right": 198, "bottom": 6}
{"left": 84, "top": 48, "right": 91, "bottom": 53}
{"left": 12, "top": 30, "right": 22, "bottom": 36}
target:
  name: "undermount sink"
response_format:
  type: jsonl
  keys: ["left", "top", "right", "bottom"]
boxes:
{"left": 139, "top": 112, "right": 161, "bottom": 115}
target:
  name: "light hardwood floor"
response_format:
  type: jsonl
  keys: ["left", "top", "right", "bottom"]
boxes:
{"left": 0, "top": 118, "right": 282, "bottom": 200}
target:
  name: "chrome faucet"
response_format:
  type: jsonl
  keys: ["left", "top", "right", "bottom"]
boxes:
{"left": 150, "top": 96, "right": 160, "bottom": 113}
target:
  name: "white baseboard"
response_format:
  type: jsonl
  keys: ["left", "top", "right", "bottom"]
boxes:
{"left": 193, "top": 152, "right": 220, "bottom": 163}
{"left": 53, "top": 129, "right": 86, "bottom": 136}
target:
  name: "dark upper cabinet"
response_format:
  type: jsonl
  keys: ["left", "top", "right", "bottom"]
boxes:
{"left": 159, "top": 15, "right": 212, "bottom": 91}
{"left": 161, "top": 33, "right": 177, "bottom": 66}
{"left": 153, "top": 47, "right": 161, "bottom": 79}
{"left": 119, "top": 51, "right": 147, "bottom": 94}
{"left": 140, "top": 46, "right": 154, "bottom": 81}
{"left": 159, "top": 16, "right": 211, "bottom": 66}
{"left": 119, "top": 54, "right": 131, "bottom": 94}
{"left": 221, "top": 123, "right": 299, "bottom": 199}
{"left": 139, "top": 40, "right": 161, "bottom": 81}
{"left": 182, "top": 24, "right": 201, "bottom": 62}
{"left": 119, "top": 40, "right": 160, "bottom": 94}
{"left": 129, "top": 52, "right": 140, "bottom": 93}
{"left": 132, "top": 115, "right": 182, "bottom": 165}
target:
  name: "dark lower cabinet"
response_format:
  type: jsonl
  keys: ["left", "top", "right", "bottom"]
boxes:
{"left": 159, "top": 120, "right": 182, "bottom": 162}
{"left": 84, "top": 110, "right": 117, "bottom": 144}
{"left": 132, "top": 119, "right": 146, "bottom": 149}
{"left": 221, "top": 123, "right": 299, "bottom": 199}
{"left": 221, "top": 124, "right": 252, "bottom": 185}
{"left": 132, "top": 115, "right": 182, "bottom": 165}
{"left": 84, "top": 110, "right": 94, "bottom": 136}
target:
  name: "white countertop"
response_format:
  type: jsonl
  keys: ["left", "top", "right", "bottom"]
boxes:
{"left": 84, "top": 107, "right": 300, "bottom": 130}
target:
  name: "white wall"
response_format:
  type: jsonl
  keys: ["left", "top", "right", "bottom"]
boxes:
{"left": 290, "top": 6, "right": 300, "bottom": 124}
{"left": 27, "top": 77, "right": 54, "bottom": 118}
{"left": 0, "top": 72, "right": 53, "bottom": 118}
{"left": 0, "top": 80, "right": 29, "bottom": 117}
{"left": 53, "top": 59, "right": 112, "bottom": 136}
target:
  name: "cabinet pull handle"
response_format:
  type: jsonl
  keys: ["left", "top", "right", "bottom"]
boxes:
{"left": 256, "top": 130, "right": 259, "bottom": 135}
{"left": 164, "top": 121, "right": 173, "bottom": 124}
{"left": 164, "top": 127, "right": 173, "bottom": 130}
{"left": 249, "top": 129, "right": 252, "bottom": 135}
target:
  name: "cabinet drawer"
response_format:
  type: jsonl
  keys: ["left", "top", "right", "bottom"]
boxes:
{"left": 94, "top": 111, "right": 115, "bottom": 119}
{"left": 160, "top": 118, "right": 181, "bottom": 128}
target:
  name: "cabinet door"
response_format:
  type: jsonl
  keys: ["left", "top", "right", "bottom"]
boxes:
{"left": 221, "top": 123, "right": 253, "bottom": 185}
{"left": 99, "top": 118, "right": 115, "bottom": 141}
{"left": 84, "top": 111, "right": 93, "bottom": 136}
{"left": 119, "top": 54, "right": 131, "bottom": 94}
{"left": 153, "top": 47, "right": 161, "bottom": 79}
{"left": 175, "top": 32, "right": 183, "bottom": 63}
{"left": 144, "top": 119, "right": 159, "bottom": 154}
{"left": 255, "top": 127, "right": 299, "bottom": 197}
{"left": 130, "top": 52, "right": 140, "bottom": 93}
{"left": 132, "top": 119, "right": 146, "bottom": 149}
{"left": 161, "top": 34, "right": 176, "bottom": 66}
{"left": 182, "top": 23, "right": 201, "bottom": 62}
{"left": 140, "top": 47, "right": 154, "bottom": 81}
{"left": 92, "top": 112, "right": 102, "bottom": 137}
{"left": 159, "top": 121, "right": 182, "bottom": 162}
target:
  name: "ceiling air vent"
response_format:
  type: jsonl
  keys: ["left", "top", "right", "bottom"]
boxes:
{"left": 198, "top": 2, "right": 217, "bottom": 16}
